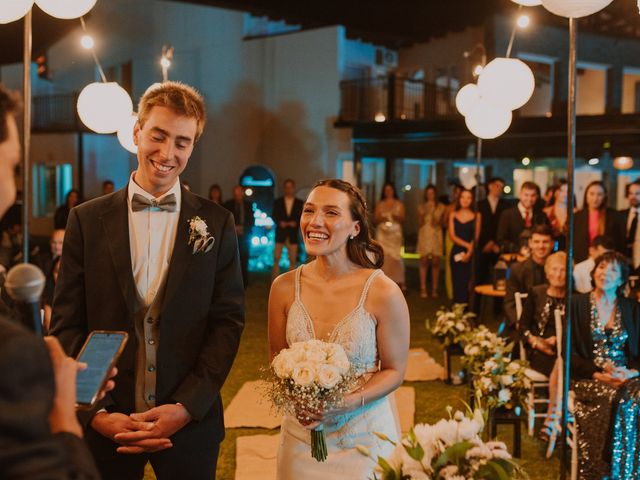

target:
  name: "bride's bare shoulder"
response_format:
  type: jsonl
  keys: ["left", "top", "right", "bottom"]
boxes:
{"left": 367, "top": 271, "right": 406, "bottom": 312}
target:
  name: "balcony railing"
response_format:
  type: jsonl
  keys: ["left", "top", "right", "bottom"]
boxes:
{"left": 32, "top": 93, "right": 81, "bottom": 131}
{"left": 339, "top": 74, "right": 457, "bottom": 124}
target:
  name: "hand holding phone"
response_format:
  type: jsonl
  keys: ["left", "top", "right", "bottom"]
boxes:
{"left": 76, "top": 331, "right": 127, "bottom": 409}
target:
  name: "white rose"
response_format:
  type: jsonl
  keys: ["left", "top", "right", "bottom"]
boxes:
{"left": 316, "top": 364, "right": 342, "bottom": 389}
{"left": 305, "top": 346, "right": 327, "bottom": 363}
{"left": 193, "top": 219, "right": 208, "bottom": 236}
{"left": 498, "top": 388, "right": 512, "bottom": 403}
{"left": 292, "top": 362, "right": 316, "bottom": 386}
{"left": 271, "top": 352, "right": 295, "bottom": 378}
{"left": 500, "top": 374, "right": 514, "bottom": 386}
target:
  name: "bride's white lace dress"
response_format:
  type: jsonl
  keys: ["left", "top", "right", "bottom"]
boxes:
{"left": 276, "top": 266, "right": 400, "bottom": 479}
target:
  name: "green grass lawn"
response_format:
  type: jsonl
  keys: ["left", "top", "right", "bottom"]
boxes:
{"left": 145, "top": 269, "right": 561, "bottom": 479}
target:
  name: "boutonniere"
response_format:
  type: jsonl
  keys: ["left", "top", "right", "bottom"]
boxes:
{"left": 188, "top": 216, "right": 215, "bottom": 254}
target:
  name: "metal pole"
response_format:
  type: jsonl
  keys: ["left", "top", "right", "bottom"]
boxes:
{"left": 22, "top": 10, "right": 32, "bottom": 263}
{"left": 561, "top": 17, "right": 577, "bottom": 480}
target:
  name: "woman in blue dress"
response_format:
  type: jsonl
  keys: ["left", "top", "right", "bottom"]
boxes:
{"left": 447, "top": 188, "right": 481, "bottom": 305}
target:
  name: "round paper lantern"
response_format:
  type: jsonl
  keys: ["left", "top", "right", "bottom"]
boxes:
{"left": 613, "top": 156, "right": 634, "bottom": 170}
{"left": 117, "top": 114, "right": 138, "bottom": 154}
{"left": 541, "top": 0, "right": 613, "bottom": 18}
{"left": 35, "top": 0, "right": 96, "bottom": 19}
{"left": 465, "top": 99, "right": 513, "bottom": 139}
{"left": 478, "top": 58, "right": 535, "bottom": 110}
{"left": 0, "top": 0, "right": 33, "bottom": 24}
{"left": 511, "top": 0, "right": 542, "bottom": 6}
{"left": 455, "top": 83, "right": 481, "bottom": 117}
{"left": 77, "top": 82, "right": 133, "bottom": 134}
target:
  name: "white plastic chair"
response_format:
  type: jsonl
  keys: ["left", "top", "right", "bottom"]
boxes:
{"left": 515, "top": 292, "right": 551, "bottom": 436}
{"left": 545, "top": 309, "right": 578, "bottom": 480}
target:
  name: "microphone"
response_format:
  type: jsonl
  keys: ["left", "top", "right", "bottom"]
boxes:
{"left": 5, "top": 263, "right": 46, "bottom": 336}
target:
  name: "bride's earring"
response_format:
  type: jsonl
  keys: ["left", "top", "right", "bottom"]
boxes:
{"left": 349, "top": 234, "right": 355, "bottom": 240}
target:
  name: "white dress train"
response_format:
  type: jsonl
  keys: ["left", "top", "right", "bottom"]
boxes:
{"left": 276, "top": 267, "right": 400, "bottom": 480}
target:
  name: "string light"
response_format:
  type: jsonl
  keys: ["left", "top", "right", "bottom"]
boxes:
{"left": 517, "top": 14, "right": 530, "bottom": 28}
{"left": 161, "top": 45, "right": 174, "bottom": 82}
{"left": 80, "top": 34, "right": 94, "bottom": 49}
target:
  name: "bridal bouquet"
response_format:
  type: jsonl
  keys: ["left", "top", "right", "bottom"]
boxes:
{"left": 472, "top": 353, "right": 531, "bottom": 411}
{"left": 459, "top": 326, "right": 509, "bottom": 375}
{"left": 364, "top": 407, "right": 526, "bottom": 479}
{"left": 265, "top": 339, "right": 356, "bottom": 461}
{"left": 428, "top": 304, "right": 475, "bottom": 347}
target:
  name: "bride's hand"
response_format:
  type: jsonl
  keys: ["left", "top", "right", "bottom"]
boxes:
{"left": 297, "top": 394, "right": 361, "bottom": 430}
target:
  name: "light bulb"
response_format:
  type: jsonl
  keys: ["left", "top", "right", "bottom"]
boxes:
{"left": 80, "top": 35, "right": 94, "bottom": 49}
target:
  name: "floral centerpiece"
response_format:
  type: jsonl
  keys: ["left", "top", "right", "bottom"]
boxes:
{"left": 265, "top": 339, "right": 356, "bottom": 461}
{"left": 459, "top": 326, "right": 509, "bottom": 375}
{"left": 471, "top": 352, "right": 532, "bottom": 411}
{"left": 428, "top": 304, "right": 475, "bottom": 347}
{"left": 361, "top": 407, "right": 527, "bottom": 479}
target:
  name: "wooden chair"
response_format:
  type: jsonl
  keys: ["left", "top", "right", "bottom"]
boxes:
{"left": 515, "top": 292, "right": 551, "bottom": 436}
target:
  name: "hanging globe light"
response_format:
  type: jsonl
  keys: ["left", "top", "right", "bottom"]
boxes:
{"left": 117, "top": 114, "right": 138, "bottom": 154}
{"left": 455, "top": 83, "right": 481, "bottom": 117}
{"left": 541, "top": 0, "right": 613, "bottom": 18}
{"left": 478, "top": 58, "right": 535, "bottom": 111}
{"left": 77, "top": 82, "right": 133, "bottom": 134}
{"left": 35, "top": 0, "right": 96, "bottom": 19}
{"left": 0, "top": 0, "right": 33, "bottom": 24}
{"left": 465, "top": 98, "right": 513, "bottom": 139}
{"left": 613, "top": 156, "right": 634, "bottom": 170}
{"left": 511, "top": 0, "right": 542, "bottom": 5}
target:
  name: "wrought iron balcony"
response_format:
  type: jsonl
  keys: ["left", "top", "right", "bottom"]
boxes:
{"left": 338, "top": 74, "right": 457, "bottom": 125}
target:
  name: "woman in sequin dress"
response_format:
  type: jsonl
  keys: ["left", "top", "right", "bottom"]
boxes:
{"left": 374, "top": 183, "right": 406, "bottom": 291}
{"left": 416, "top": 185, "right": 445, "bottom": 298}
{"left": 519, "top": 251, "right": 566, "bottom": 438}
{"left": 570, "top": 251, "right": 640, "bottom": 480}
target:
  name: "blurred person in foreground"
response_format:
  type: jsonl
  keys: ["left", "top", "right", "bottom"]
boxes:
{"left": 0, "top": 84, "right": 109, "bottom": 478}
{"left": 570, "top": 251, "right": 640, "bottom": 479}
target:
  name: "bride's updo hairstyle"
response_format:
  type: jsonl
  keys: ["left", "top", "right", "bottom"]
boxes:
{"left": 311, "top": 179, "right": 384, "bottom": 269}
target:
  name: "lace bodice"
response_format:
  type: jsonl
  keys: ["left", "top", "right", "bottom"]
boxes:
{"left": 286, "top": 266, "right": 381, "bottom": 374}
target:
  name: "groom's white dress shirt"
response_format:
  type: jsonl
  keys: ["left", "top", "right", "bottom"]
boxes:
{"left": 127, "top": 172, "right": 181, "bottom": 306}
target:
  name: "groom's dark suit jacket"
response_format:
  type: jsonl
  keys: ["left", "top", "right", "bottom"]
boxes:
{"left": 51, "top": 186, "right": 244, "bottom": 445}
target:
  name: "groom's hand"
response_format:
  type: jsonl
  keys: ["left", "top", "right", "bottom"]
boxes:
{"left": 91, "top": 412, "right": 173, "bottom": 453}
{"left": 114, "top": 404, "right": 192, "bottom": 453}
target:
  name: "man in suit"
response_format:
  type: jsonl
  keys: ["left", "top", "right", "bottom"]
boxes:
{"left": 503, "top": 224, "right": 554, "bottom": 341}
{"left": 0, "top": 83, "right": 103, "bottom": 478}
{"left": 51, "top": 82, "right": 245, "bottom": 479}
{"left": 477, "top": 177, "right": 509, "bottom": 284}
{"left": 497, "top": 181, "right": 550, "bottom": 254}
{"left": 223, "top": 184, "right": 254, "bottom": 287}
{"left": 620, "top": 179, "right": 640, "bottom": 270}
{"left": 272, "top": 178, "right": 304, "bottom": 278}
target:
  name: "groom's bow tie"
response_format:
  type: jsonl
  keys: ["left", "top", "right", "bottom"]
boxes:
{"left": 131, "top": 193, "right": 177, "bottom": 212}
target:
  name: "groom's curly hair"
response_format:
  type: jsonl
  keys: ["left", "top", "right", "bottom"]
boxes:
{"left": 137, "top": 81, "right": 206, "bottom": 141}
{"left": 310, "top": 179, "right": 384, "bottom": 269}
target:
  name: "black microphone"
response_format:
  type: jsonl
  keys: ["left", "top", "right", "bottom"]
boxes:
{"left": 5, "top": 263, "right": 46, "bottom": 336}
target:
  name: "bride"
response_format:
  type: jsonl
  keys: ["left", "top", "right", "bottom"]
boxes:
{"left": 268, "top": 179, "right": 410, "bottom": 479}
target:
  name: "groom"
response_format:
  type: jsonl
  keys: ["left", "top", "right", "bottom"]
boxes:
{"left": 51, "top": 82, "right": 245, "bottom": 479}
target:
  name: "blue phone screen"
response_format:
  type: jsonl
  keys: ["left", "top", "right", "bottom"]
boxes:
{"left": 76, "top": 333, "right": 125, "bottom": 405}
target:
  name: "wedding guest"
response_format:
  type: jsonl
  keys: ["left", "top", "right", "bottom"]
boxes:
{"left": 272, "top": 179, "right": 304, "bottom": 279}
{"left": 0, "top": 82, "right": 104, "bottom": 479}
{"left": 444, "top": 181, "right": 463, "bottom": 300}
{"left": 54, "top": 189, "right": 81, "bottom": 229}
{"left": 417, "top": 185, "right": 445, "bottom": 298}
{"left": 268, "top": 179, "right": 409, "bottom": 478}
{"left": 519, "top": 251, "right": 566, "bottom": 439}
{"left": 570, "top": 251, "right": 640, "bottom": 479}
{"left": 375, "top": 182, "right": 407, "bottom": 292}
{"left": 102, "top": 180, "right": 115, "bottom": 196}
{"left": 573, "top": 180, "right": 625, "bottom": 263}
{"left": 573, "top": 235, "right": 614, "bottom": 294}
{"left": 51, "top": 81, "right": 244, "bottom": 479}
{"left": 619, "top": 179, "right": 640, "bottom": 270}
{"left": 448, "top": 188, "right": 480, "bottom": 304}
{"left": 497, "top": 181, "right": 549, "bottom": 254}
{"left": 503, "top": 224, "right": 554, "bottom": 339}
{"left": 223, "top": 185, "right": 254, "bottom": 288}
{"left": 544, "top": 180, "right": 568, "bottom": 250}
{"left": 208, "top": 183, "right": 222, "bottom": 204}
{"left": 477, "top": 177, "right": 508, "bottom": 284}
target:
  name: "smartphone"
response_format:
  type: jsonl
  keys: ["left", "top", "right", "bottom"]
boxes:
{"left": 75, "top": 330, "right": 128, "bottom": 409}
{"left": 453, "top": 252, "right": 465, "bottom": 262}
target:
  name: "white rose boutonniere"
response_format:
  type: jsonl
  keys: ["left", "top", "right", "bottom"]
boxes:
{"left": 188, "top": 216, "right": 215, "bottom": 254}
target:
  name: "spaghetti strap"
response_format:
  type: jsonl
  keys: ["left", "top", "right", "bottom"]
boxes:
{"left": 357, "top": 270, "right": 382, "bottom": 308}
{"left": 294, "top": 265, "right": 303, "bottom": 302}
